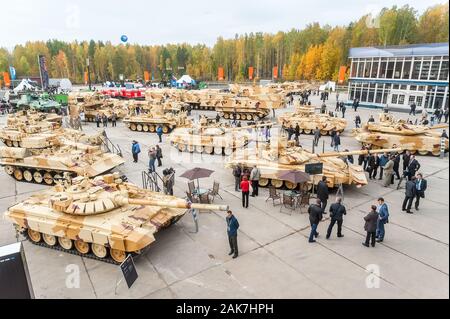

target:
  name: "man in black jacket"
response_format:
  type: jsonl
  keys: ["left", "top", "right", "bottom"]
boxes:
{"left": 414, "top": 173, "right": 427, "bottom": 210}
{"left": 308, "top": 199, "right": 324, "bottom": 243}
{"left": 326, "top": 197, "right": 346, "bottom": 239}
{"left": 407, "top": 156, "right": 421, "bottom": 180}
{"left": 402, "top": 176, "right": 416, "bottom": 214}
{"left": 392, "top": 153, "right": 401, "bottom": 180}
{"left": 402, "top": 151, "right": 411, "bottom": 173}
{"left": 316, "top": 176, "right": 329, "bottom": 211}
{"left": 233, "top": 165, "right": 242, "bottom": 192}
{"left": 226, "top": 211, "right": 240, "bottom": 259}
{"left": 363, "top": 205, "right": 379, "bottom": 247}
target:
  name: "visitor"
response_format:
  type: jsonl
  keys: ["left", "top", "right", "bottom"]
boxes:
{"left": 226, "top": 211, "right": 240, "bottom": 259}
{"left": 156, "top": 145, "right": 163, "bottom": 167}
{"left": 414, "top": 173, "right": 427, "bottom": 211}
{"left": 409, "top": 102, "right": 416, "bottom": 116}
{"left": 407, "top": 155, "right": 421, "bottom": 180}
{"left": 308, "top": 199, "right": 324, "bottom": 243}
{"left": 316, "top": 176, "right": 329, "bottom": 211}
{"left": 111, "top": 113, "right": 117, "bottom": 127}
{"left": 148, "top": 147, "right": 157, "bottom": 173}
{"left": 378, "top": 153, "right": 389, "bottom": 180}
{"left": 156, "top": 125, "right": 163, "bottom": 143}
{"left": 402, "top": 176, "right": 416, "bottom": 214}
{"left": 250, "top": 165, "right": 260, "bottom": 197}
{"left": 240, "top": 176, "right": 250, "bottom": 209}
{"left": 355, "top": 114, "right": 361, "bottom": 128}
{"left": 382, "top": 156, "right": 395, "bottom": 187}
{"left": 376, "top": 197, "right": 389, "bottom": 243}
{"left": 233, "top": 165, "right": 242, "bottom": 192}
{"left": 326, "top": 197, "right": 346, "bottom": 239}
{"left": 314, "top": 127, "right": 321, "bottom": 147}
{"left": 132, "top": 140, "right": 141, "bottom": 163}
{"left": 362, "top": 205, "right": 379, "bottom": 248}
{"left": 333, "top": 132, "right": 341, "bottom": 152}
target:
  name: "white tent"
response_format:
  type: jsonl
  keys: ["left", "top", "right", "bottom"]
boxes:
{"left": 319, "top": 81, "right": 336, "bottom": 92}
{"left": 13, "top": 79, "right": 37, "bottom": 93}
{"left": 176, "top": 75, "right": 195, "bottom": 84}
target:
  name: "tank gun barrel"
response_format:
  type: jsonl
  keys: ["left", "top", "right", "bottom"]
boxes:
{"left": 229, "top": 122, "right": 275, "bottom": 131}
{"left": 318, "top": 148, "right": 404, "bottom": 158}
{"left": 116, "top": 196, "right": 229, "bottom": 212}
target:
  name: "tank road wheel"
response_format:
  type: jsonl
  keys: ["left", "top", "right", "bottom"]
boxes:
{"left": 43, "top": 172, "right": 54, "bottom": 185}
{"left": 271, "top": 179, "right": 284, "bottom": 189}
{"left": 58, "top": 237, "right": 73, "bottom": 250}
{"left": 418, "top": 150, "right": 429, "bottom": 156}
{"left": 432, "top": 149, "right": 441, "bottom": 156}
{"left": 178, "top": 144, "right": 186, "bottom": 152}
{"left": 224, "top": 148, "right": 233, "bottom": 156}
{"left": 4, "top": 166, "right": 14, "bottom": 176}
{"left": 223, "top": 113, "right": 230, "bottom": 119}
{"left": 92, "top": 244, "right": 108, "bottom": 259}
{"left": 195, "top": 146, "right": 204, "bottom": 153}
{"left": 137, "top": 124, "right": 143, "bottom": 132}
{"left": 259, "top": 178, "right": 269, "bottom": 187}
{"left": 5, "top": 140, "right": 13, "bottom": 147}
{"left": 143, "top": 125, "right": 149, "bottom": 132}
{"left": 23, "top": 170, "right": 33, "bottom": 183}
{"left": 110, "top": 249, "right": 127, "bottom": 263}
{"left": 204, "top": 146, "right": 214, "bottom": 154}
{"left": 149, "top": 125, "right": 156, "bottom": 133}
{"left": 187, "top": 145, "right": 195, "bottom": 153}
{"left": 130, "top": 123, "right": 137, "bottom": 131}
{"left": 247, "top": 114, "right": 254, "bottom": 121}
{"left": 13, "top": 169, "right": 23, "bottom": 181}
{"left": 74, "top": 240, "right": 90, "bottom": 255}
{"left": 301, "top": 183, "right": 313, "bottom": 192}
{"left": 236, "top": 114, "right": 241, "bottom": 120}
{"left": 214, "top": 147, "right": 223, "bottom": 155}
{"left": 13, "top": 141, "right": 20, "bottom": 147}
{"left": 320, "top": 130, "right": 329, "bottom": 136}
{"left": 43, "top": 234, "right": 57, "bottom": 247}
{"left": 53, "top": 173, "right": 63, "bottom": 183}
{"left": 285, "top": 181, "right": 297, "bottom": 190}
{"left": 303, "top": 129, "right": 312, "bottom": 135}
{"left": 27, "top": 229, "right": 42, "bottom": 243}
{"left": 409, "top": 150, "right": 417, "bottom": 155}
{"left": 162, "top": 126, "right": 170, "bottom": 134}
{"left": 33, "top": 171, "right": 43, "bottom": 184}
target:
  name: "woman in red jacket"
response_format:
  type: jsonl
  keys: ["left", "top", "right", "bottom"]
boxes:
{"left": 241, "top": 176, "right": 250, "bottom": 208}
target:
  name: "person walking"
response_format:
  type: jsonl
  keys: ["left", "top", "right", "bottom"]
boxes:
{"left": 317, "top": 176, "right": 329, "bottom": 211}
{"left": 363, "top": 205, "right": 379, "bottom": 247}
{"left": 102, "top": 114, "right": 108, "bottom": 128}
{"left": 294, "top": 124, "right": 300, "bottom": 141}
{"left": 414, "top": 173, "right": 427, "bottom": 211}
{"left": 341, "top": 104, "right": 346, "bottom": 118}
{"left": 402, "top": 150, "right": 411, "bottom": 173}
{"left": 314, "top": 127, "right": 321, "bottom": 147}
{"left": 382, "top": 156, "right": 395, "bottom": 187}
{"left": 444, "top": 108, "right": 449, "bottom": 123}
{"left": 378, "top": 153, "right": 389, "bottom": 180}
{"left": 409, "top": 102, "right": 416, "bottom": 116}
{"left": 111, "top": 113, "right": 117, "bottom": 127}
{"left": 355, "top": 114, "right": 361, "bottom": 128}
{"left": 250, "top": 165, "right": 260, "bottom": 197}
{"left": 95, "top": 114, "right": 101, "bottom": 128}
{"left": 372, "top": 153, "right": 381, "bottom": 180}
{"left": 233, "top": 165, "right": 242, "bottom": 192}
{"left": 156, "top": 145, "right": 163, "bottom": 167}
{"left": 333, "top": 132, "right": 341, "bottom": 152}
{"left": 392, "top": 153, "right": 401, "bottom": 180}
{"left": 132, "top": 141, "right": 141, "bottom": 163}
{"left": 407, "top": 155, "right": 421, "bottom": 181}
{"left": 376, "top": 198, "right": 389, "bottom": 242}
{"left": 326, "top": 197, "right": 346, "bottom": 239}
{"left": 156, "top": 125, "right": 163, "bottom": 143}
{"left": 226, "top": 211, "right": 240, "bottom": 259}
{"left": 287, "top": 125, "right": 294, "bottom": 140}
{"left": 308, "top": 199, "right": 324, "bottom": 243}
{"left": 148, "top": 147, "right": 157, "bottom": 173}
{"left": 240, "top": 176, "right": 250, "bottom": 209}
{"left": 402, "top": 176, "right": 417, "bottom": 214}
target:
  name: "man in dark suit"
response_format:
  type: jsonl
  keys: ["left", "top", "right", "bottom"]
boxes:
{"left": 308, "top": 199, "right": 324, "bottom": 243}
{"left": 402, "top": 176, "right": 416, "bottom": 214}
{"left": 402, "top": 151, "right": 411, "bottom": 172}
{"left": 326, "top": 197, "right": 347, "bottom": 239}
{"left": 414, "top": 173, "right": 427, "bottom": 211}
{"left": 407, "top": 155, "right": 421, "bottom": 180}
{"left": 316, "top": 176, "right": 329, "bottom": 211}
{"left": 363, "top": 205, "right": 379, "bottom": 247}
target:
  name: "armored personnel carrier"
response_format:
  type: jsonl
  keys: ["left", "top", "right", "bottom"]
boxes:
{"left": 353, "top": 113, "right": 449, "bottom": 156}
{"left": 169, "top": 121, "right": 254, "bottom": 156}
{"left": 0, "top": 140, "right": 125, "bottom": 185}
{"left": 4, "top": 173, "right": 228, "bottom": 263}
{"left": 278, "top": 105, "right": 347, "bottom": 135}
{"left": 226, "top": 138, "right": 401, "bottom": 190}
{"left": 15, "top": 93, "right": 63, "bottom": 113}
{"left": 123, "top": 105, "right": 189, "bottom": 134}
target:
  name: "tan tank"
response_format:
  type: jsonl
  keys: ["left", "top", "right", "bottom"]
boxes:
{"left": 226, "top": 137, "right": 402, "bottom": 190}
{"left": 353, "top": 113, "right": 449, "bottom": 156}
{"left": 123, "top": 105, "right": 190, "bottom": 134}
{"left": 0, "top": 140, "right": 125, "bottom": 185}
{"left": 278, "top": 105, "right": 348, "bottom": 135}
{"left": 69, "top": 92, "right": 128, "bottom": 122}
{"left": 4, "top": 173, "right": 228, "bottom": 263}
{"left": 215, "top": 96, "right": 285, "bottom": 121}
{"left": 169, "top": 120, "right": 255, "bottom": 156}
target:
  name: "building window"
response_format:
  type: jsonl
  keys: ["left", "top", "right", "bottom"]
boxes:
{"left": 394, "top": 59, "right": 403, "bottom": 79}
{"left": 375, "top": 89, "right": 383, "bottom": 104}
{"left": 398, "top": 95, "right": 405, "bottom": 105}
{"left": 379, "top": 59, "right": 387, "bottom": 78}
{"left": 411, "top": 59, "right": 421, "bottom": 79}
{"left": 416, "top": 96, "right": 423, "bottom": 107}
{"left": 391, "top": 94, "right": 398, "bottom": 104}
{"left": 421, "top": 59, "right": 431, "bottom": 80}
{"left": 371, "top": 61, "right": 379, "bottom": 78}
{"left": 400, "top": 85, "right": 407, "bottom": 90}
{"left": 410, "top": 85, "right": 417, "bottom": 91}
{"left": 386, "top": 60, "right": 395, "bottom": 78}
{"left": 403, "top": 60, "right": 412, "bottom": 79}
{"left": 357, "top": 61, "right": 364, "bottom": 77}
{"left": 439, "top": 60, "right": 449, "bottom": 80}
{"left": 351, "top": 60, "right": 357, "bottom": 77}
{"left": 393, "top": 84, "right": 400, "bottom": 89}
{"left": 430, "top": 60, "right": 441, "bottom": 80}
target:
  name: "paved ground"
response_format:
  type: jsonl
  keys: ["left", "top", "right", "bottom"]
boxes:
{"left": 0, "top": 93, "right": 448, "bottom": 299}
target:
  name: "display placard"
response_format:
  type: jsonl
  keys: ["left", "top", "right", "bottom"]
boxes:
{"left": 305, "top": 163, "right": 324, "bottom": 175}
{"left": 120, "top": 255, "right": 138, "bottom": 289}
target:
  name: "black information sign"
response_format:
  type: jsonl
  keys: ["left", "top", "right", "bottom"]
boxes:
{"left": 305, "top": 163, "right": 324, "bottom": 175}
{"left": 120, "top": 255, "right": 138, "bottom": 289}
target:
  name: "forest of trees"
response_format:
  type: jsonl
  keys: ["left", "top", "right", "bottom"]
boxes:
{"left": 0, "top": 3, "right": 448, "bottom": 84}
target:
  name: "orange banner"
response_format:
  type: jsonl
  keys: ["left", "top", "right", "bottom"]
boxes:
{"left": 144, "top": 71, "right": 150, "bottom": 82}
{"left": 218, "top": 67, "right": 224, "bottom": 81}
{"left": 84, "top": 71, "right": 88, "bottom": 85}
{"left": 3, "top": 72, "right": 11, "bottom": 87}
{"left": 338, "top": 66, "right": 347, "bottom": 84}
{"left": 273, "top": 66, "right": 278, "bottom": 79}
{"left": 249, "top": 67, "right": 254, "bottom": 80}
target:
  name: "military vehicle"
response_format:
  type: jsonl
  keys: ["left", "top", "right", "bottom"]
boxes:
{"left": 169, "top": 121, "right": 256, "bottom": 155}
{"left": 123, "top": 105, "right": 190, "bottom": 134}
{"left": 278, "top": 105, "right": 347, "bottom": 135}
{"left": 4, "top": 173, "right": 228, "bottom": 263}
{"left": 0, "top": 139, "right": 125, "bottom": 185}
{"left": 226, "top": 137, "right": 402, "bottom": 190}
{"left": 215, "top": 96, "right": 285, "bottom": 121}
{"left": 16, "top": 93, "right": 63, "bottom": 113}
{"left": 353, "top": 113, "right": 449, "bottom": 156}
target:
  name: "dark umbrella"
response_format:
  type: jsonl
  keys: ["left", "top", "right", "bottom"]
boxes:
{"left": 180, "top": 167, "right": 215, "bottom": 190}
{"left": 278, "top": 170, "right": 311, "bottom": 184}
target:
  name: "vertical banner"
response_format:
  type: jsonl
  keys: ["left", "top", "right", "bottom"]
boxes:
{"left": 144, "top": 71, "right": 150, "bottom": 83}
{"left": 273, "top": 66, "right": 278, "bottom": 79}
{"left": 218, "top": 67, "right": 224, "bottom": 81}
{"left": 248, "top": 67, "right": 254, "bottom": 80}
{"left": 84, "top": 72, "right": 88, "bottom": 85}
{"left": 338, "top": 66, "right": 347, "bottom": 84}
{"left": 9, "top": 66, "right": 16, "bottom": 80}
{"left": 38, "top": 55, "right": 49, "bottom": 89}
{"left": 3, "top": 72, "right": 11, "bottom": 88}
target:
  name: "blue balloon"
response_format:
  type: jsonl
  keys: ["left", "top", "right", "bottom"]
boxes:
{"left": 121, "top": 35, "right": 128, "bottom": 43}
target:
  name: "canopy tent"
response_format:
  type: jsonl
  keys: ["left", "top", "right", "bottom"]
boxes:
{"left": 176, "top": 75, "right": 196, "bottom": 87}
{"left": 13, "top": 79, "right": 38, "bottom": 93}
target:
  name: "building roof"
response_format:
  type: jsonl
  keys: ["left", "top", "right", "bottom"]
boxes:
{"left": 349, "top": 43, "right": 449, "bottom": 58}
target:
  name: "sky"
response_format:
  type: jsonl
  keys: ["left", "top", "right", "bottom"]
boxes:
{"left": 0, "top": 0, "right": 446, "bottom": 49}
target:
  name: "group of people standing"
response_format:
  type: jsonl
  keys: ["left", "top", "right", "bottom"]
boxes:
{"left": 95, "top": 113, "right": 118, "bottom": 128}
{"left": 232, "top": 165, "right": 261, "bottom": 209}
{"left": 131, "top": 140, "right": 163, "bottom": 172}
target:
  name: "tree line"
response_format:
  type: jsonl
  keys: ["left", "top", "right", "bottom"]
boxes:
{"left": 0, "top": 3, "right": 448, "bottom": 84}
